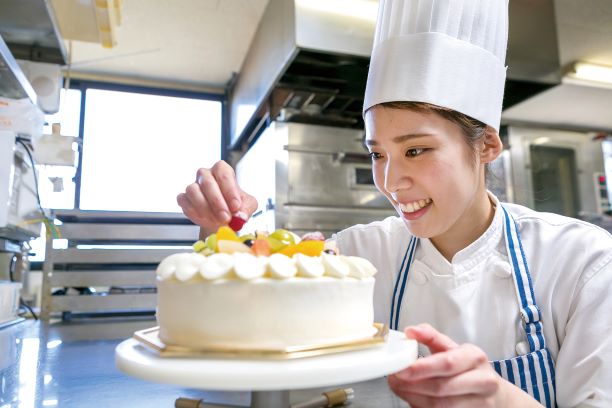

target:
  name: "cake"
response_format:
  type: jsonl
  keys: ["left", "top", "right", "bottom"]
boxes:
{"left": 155, "top": 227, "right": 377, "bottom": 350}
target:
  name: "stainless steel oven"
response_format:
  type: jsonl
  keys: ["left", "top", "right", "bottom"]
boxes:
{"left": 236, "top": 122, "right": 395, "bottom": 236}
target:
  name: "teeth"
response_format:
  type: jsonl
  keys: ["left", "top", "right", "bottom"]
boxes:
{"left": 399, "top": 198, "right": 432, "bottom": 213}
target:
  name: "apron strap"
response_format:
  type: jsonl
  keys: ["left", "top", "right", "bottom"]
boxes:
{"left": 390, "top": 236, "right": 417, "bottom": 330}
{"left": 501, "top": 206, "right": 547, "bottom": 351}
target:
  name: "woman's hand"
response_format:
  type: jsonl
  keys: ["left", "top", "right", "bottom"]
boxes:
{"left": 177, "top": 160, "right": 258, "bottom": 236}
{"left": 388, "top": 323, "right": 541, "bottom": 407}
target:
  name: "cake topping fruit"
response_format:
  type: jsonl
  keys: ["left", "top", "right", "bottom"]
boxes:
{"left": 156, "top": 227, "right": 377, "bottom": 282}
{"left": 228, "top": 211, "right": 248, "bottom": 232}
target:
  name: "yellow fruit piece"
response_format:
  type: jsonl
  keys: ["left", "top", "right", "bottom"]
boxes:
{"left": 217, "top": 226, "right": 240, "bottom": 242}
{"left": 294, "top": 240, "right": 324, "bottom": 256}
{"left": 278, "top": 240, "right": 324, "bottom": 257}
{"left": 278, "top": 244, "right": 298, "bottom": 257}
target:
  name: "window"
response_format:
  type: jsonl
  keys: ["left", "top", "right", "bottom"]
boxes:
{"left": 29, "top": 84, "right": 223, "bottom": 263}
{"left": 79, "top": 88, "right": 222, "bottom": 212}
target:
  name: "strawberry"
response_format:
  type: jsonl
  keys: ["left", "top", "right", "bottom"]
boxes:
{"left": 228, "top": 211, "right": 248, "bottom": 232}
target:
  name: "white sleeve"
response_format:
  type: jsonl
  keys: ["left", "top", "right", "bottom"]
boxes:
{"left": 555, "top": 255, "right": 612, "bottom": 408}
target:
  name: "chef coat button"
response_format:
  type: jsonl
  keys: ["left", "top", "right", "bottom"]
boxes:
{"left": 515, "top": 341, "right": 529, "bottom": 356}
{"left": 412, "top": 270, "right": 428, "bottom": 285}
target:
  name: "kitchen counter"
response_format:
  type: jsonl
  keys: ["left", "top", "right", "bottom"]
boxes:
{"left": 0, "top": 318, "right": 408, "bottom": 408}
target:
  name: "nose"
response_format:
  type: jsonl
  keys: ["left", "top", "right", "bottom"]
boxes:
{"left": 384, "top": 156, "right": 411, "bottom": 193}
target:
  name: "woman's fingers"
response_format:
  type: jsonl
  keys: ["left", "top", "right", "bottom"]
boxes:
{"left": 239, "top": 190, "right": 259, "bottom": 217}
{"left": 177, "top": 191, "right": 217, "bottom": 226}
{"left": 405, "top": 323, "right": 459, "bottom": 354}
{"left": 395, "top": 343, "right": 488, "bottom": 381}
{"left": 196, "top": 168, "right": 232, "bottom": 223}
{"left": 390, "top": 366, "right": 500, "bottom": 397}
{"left": 210, "top": 161, "right": 242, "bottom": 214}
{"left": 178, "top": 161, "right": 260, "bottom": 231}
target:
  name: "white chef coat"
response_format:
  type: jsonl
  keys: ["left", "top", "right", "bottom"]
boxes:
{"left": 334, "top": 193, "right": 612, "bottom": 407}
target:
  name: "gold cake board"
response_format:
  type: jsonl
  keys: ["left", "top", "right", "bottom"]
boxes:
{"left": 134, "top": 323, "right": 388, "bottom": 360}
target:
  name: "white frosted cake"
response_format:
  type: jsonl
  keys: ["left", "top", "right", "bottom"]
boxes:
{"left": 155, "top": 228, "right": 377, "bottom": 350}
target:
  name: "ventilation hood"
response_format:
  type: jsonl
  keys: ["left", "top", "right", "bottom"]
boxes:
{"left": 229, "top": 0, "right": 561, "bottom": 150}
{"left": 0, "top": 0, "right": 67, "bottom": 65}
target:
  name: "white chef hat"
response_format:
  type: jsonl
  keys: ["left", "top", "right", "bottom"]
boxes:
{"left": 364, "top": 0, "right": 509, "bottom": 131}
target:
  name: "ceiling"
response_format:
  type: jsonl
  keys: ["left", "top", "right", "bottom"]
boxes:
{"left": 62, "top": 0, "right": 269, "bottom": 92}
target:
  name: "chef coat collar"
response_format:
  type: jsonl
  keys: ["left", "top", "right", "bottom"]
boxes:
{"left": 418, "top": 191, "right": 504, "bottom": 275}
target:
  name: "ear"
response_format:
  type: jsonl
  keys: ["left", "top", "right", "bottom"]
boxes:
{"left": 480, "top": 126, "right": 503, "bottom": 164}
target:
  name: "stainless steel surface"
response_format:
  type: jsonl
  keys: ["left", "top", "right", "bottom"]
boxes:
{"left": 49, "top": 248, "right": 189, "bottom": 264}
{"left": 53, "top": 209, "right": 195, "bottom": 223}
{"left": 50, "top": 293, "right": 156, "bottom": 313}
{"left": 229, "top": 0, "right": 376, "bottom": 147}
{"left": 236, "top": 122, "right": 395, "bottom": 236}
{"left": 0, "top": 34, "right": 37, "bottom": 102}
{"left": 506, "top": 0, "right": 560, "bottom": 84}
{"left": 58, "top": 223, "right": 199, "bottom": 241}
{"left": 0, "top": 0, "right": 67, "bottom": 65}
{"left": 0, "top": 319, "right": 408, "bottom": 408}
{"left": 50, "top": 270, "right": 156, "bottom": 287}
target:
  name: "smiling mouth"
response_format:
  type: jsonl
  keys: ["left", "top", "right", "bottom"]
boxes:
{"left": 398, "top": 198, "right": 432, "bottom": 213}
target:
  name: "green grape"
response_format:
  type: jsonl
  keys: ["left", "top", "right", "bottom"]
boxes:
{"left": 193, "top": 240, "right": 207, "bottom": 252}
{"left": 267, "top": 236, "right": 288, "bottom": 252}
{"left": 269, "top": 229, "right": 295, "bottom": 246}
{"left": 205, "top": 233, "right": 217, "bottom": 251}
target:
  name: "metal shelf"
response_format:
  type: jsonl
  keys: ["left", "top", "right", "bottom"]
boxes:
{"left": 41, "top": 213, "right": 199, "bottom": 320}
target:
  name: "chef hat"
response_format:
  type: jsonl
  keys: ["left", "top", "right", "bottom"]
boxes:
{"left": 364, "top": 0, "right": 509, "bottom": 131}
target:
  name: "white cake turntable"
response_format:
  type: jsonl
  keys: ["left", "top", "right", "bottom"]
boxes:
{"left": 115, "top": 325, "right": 417, "bottom": 408}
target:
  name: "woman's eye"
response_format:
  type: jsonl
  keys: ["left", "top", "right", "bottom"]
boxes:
{"left": 406, "top": 148, "right": 425, "bottom": 157}
{"left": 368, "top": 152, "right": 382, "bottom": 161}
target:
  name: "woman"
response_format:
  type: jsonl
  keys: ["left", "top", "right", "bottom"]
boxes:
{"left": 178, "top": 1, "right": 612, "bottom": 406}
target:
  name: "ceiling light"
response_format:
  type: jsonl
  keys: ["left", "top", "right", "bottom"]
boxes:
{"left": 295, "top": 0, "right": 378, "bottom": 22}
{"left": 564, "top": 62, "right": 612, "bottom": 89}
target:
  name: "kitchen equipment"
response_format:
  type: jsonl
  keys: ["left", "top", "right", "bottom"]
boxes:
{"left": 235, "top": 122, "right": 395, "bottom": 237}
{"left": 508, "top": 127, "right": 611, "bottom": 218}
{"left": 0, "top": 131, "right": 43, "bottom": 241}
{"left": 0, "top": 281, "right": 21, "bottom": 327}
{"left": 229, "top": 0, "right": 560, "bottom": 149}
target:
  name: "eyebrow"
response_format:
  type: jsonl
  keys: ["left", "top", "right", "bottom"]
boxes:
{"left": 364, "top": 133, "right": 435, "bottom": 147}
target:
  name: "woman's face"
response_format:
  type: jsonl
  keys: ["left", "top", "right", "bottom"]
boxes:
{"left": 364, "top": 106, "right": 485, "bottom": 239}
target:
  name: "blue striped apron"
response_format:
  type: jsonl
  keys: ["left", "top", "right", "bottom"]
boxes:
{"left": 389, "top": 206, "right": 556, "bottom": 407}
